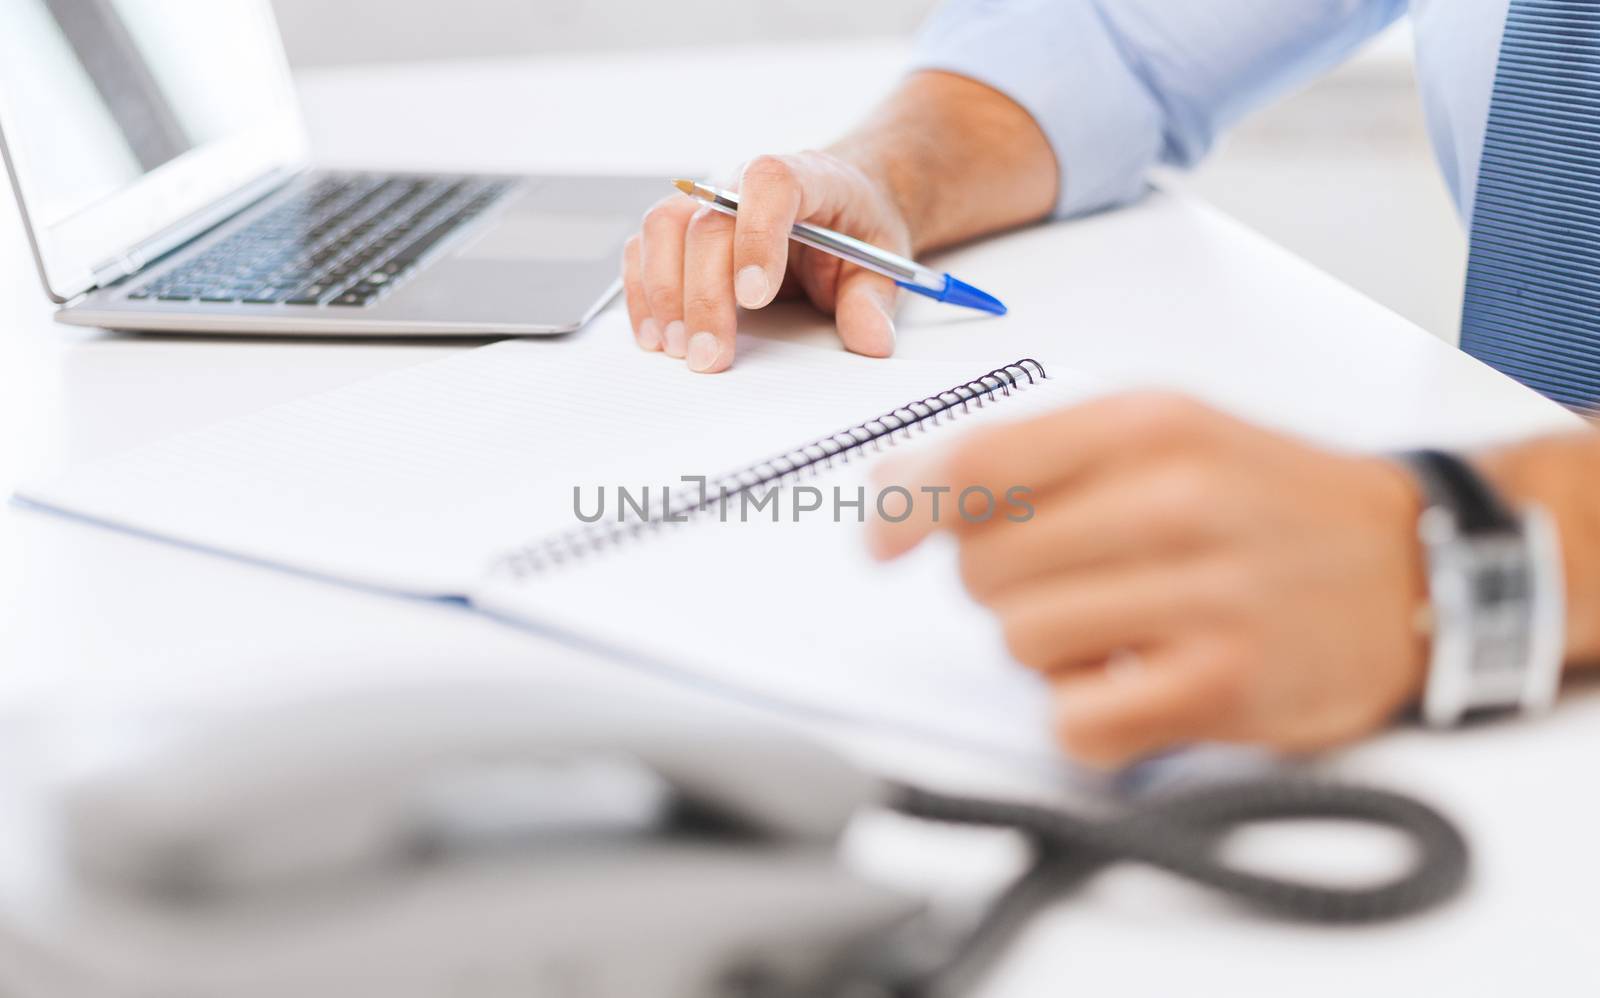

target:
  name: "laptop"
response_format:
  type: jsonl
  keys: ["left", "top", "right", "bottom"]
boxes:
{"left": 0, "top": 0, "right": 664, "bottom": 336}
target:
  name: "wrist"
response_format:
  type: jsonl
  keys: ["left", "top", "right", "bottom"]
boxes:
{"left": 824, "top": 130, "right": 934, "bottom": 255}
{"left": 826, "top": 71, "right": 1059, "bottom": 255}
{"left": 1369, "top": 457, "right": 1432, "bottom": 713}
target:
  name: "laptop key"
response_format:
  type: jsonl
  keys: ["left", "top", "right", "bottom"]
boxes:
{"left": 285, "top": 286, "right": 332, "bottom": 305}
{"left": 137, "top": 174, "right": 510, "bottom": 308}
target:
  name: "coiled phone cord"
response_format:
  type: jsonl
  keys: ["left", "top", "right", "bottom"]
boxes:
{"left": 870, "top": 778, "right": 1471, "bottom": 998}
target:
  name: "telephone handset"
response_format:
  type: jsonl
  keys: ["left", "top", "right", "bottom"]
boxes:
{"left": 51, "top": 680, "right": 1472, "bottom": 998}
{"left": 56, "top": 682, "right": 921, "bottom": 998}
{"left": 65, "top": 682, "right": 881, "bottom": 899}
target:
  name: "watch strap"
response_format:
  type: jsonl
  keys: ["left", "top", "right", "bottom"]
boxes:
{"left": 1399, "top": 449, "right": 1516, "bottom": 534}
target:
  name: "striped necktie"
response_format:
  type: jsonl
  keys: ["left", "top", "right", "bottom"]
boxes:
{"left": 1461, "top": 0, "right": 1600, "bottom": 415}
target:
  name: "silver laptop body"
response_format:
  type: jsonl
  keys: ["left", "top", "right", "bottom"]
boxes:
{"left": 0, "top": 0, "right": 663, "bottom": 337}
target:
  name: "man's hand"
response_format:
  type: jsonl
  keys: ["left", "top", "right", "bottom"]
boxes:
{"left": 867, "top": 393, "right": 1430, "bottom": 769}
{"left": 623, "top": 152, "right": 911, "bottom": 373}
{"left": 618, "top": 71, "right": 1061, "bottom": 373}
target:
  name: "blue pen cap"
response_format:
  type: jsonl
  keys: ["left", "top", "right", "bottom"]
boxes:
{"left": 896, "top": 274, "right": 1008, "bottom": 316}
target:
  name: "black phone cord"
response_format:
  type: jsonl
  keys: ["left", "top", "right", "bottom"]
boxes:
{"left": 868, "top": 777, "right": 1471, "bottom": 997}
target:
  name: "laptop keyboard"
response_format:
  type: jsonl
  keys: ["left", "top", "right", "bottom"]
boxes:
{"left": 126, "top": 174, "right": 513, "bottom": 307}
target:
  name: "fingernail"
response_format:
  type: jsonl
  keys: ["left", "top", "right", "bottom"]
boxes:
{"left": 735, "top": 266, "right": 770, "bottom": 309}
{"left": 876, "top": 295, "right": 898, "bottom": 354}
{"left": 687, "top": 331, "right": 723, "bottom": 372}
{"left": 636, "top": 317, "right": 662, "bottom": 351}
{"left": 664, "top": 320, "right": 687, "bottom": 358}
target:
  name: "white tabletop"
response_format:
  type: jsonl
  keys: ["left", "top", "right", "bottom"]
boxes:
{"left": 2, "top": 39, "right": 1598, "bottom": 996}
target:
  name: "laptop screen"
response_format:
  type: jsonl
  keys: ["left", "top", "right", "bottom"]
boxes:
{"left": 0, "top": 0, "right": 289, "bottom": 230}
{"left": 0, "top": 0, "right": 304, "bottom": 300}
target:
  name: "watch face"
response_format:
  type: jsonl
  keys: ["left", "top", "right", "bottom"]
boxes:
{"left": 1466, "top": 534, "right": 1536, "bottom": 706}
{"left": 1411, "top": 454, "right": 1564, "bottom": 727}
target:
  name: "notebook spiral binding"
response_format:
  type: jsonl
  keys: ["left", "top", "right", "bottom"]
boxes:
{"left": 496, "top": 358, "right": 1049, "bottom": 579}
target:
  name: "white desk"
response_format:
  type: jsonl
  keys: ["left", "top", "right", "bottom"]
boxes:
{"left": 2, "top": 40, "right": 1598, "bottom": 996}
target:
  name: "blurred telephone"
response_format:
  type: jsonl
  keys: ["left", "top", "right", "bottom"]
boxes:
{"left": 40, "top": 681, "right": 1471, "bottom": 998}
{"left": 57, "top": 684, "right": 917, "bottom": 998}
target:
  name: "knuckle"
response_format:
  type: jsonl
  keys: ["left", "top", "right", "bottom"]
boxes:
{"left": 683, "top": 291, "right": 726, "bottom": 318}
{"left": 642, "top": 198, "right": 690, "bottom": 235}
{"left": 1145, "top": 459, "right": 1220, "bottom": 524}
{"left": 735, "top": 224, "right": 780, "bottom": 254}
{"left": 641, "top": 200, "right": 673, "bottom": 227}
{"left": 957, "top": 545, "right": 1000, "bottom": 603}
{"left": 1201, "top": 651, "right": 1256, "bottom": 720}
{"left": 999, "top": 614, "right": 1051, "bottom": 670}
{"left": 1052, "top": 713, "right": 1124, "bottom": 769}
{"left": 943, "top": 430, "right": 999, "bottom": 486}
{"left": 1202, "top": 560, "right": 1262, "bottom": 615}
{"left": 686, "top": 205, "right": 732, "bottom": 238}
{"left": 646, "top": 284, "right": 681, "bottom": 315}
{"left": 1118, "top": 391, "right": 1207, "bottom": 441}
{"left": 742, "top": 154, "right": 796, "bottom": 189}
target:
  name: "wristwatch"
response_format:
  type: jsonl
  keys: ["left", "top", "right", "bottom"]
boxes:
{"left": 1398, "top": 450, "right": 1565, "bottom": 727}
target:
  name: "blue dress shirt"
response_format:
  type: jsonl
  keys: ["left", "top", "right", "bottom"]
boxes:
{"left": 912, "top": 0, "right": 1510, "bottom": 221}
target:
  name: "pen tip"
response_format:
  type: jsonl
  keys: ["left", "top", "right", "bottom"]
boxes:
{"left": 941, "top": 275, "right": 1009, "bottom": 317}
{"left": 672, "top": 178, "right": 697, "bottom": 196}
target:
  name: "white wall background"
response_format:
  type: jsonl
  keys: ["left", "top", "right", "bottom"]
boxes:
{"left": 269, "top": 1, "right": 1466, "bottom": 341}
{"left": 1169, "top": 30, "right": 1467, "bottom": 342}
{"left": 272, "top": 0, "right": 937, "bottom": 65}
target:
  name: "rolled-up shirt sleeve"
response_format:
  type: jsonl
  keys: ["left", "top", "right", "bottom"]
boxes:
{"left": 912, "top": 0, "right": 1409, "bottom": 219}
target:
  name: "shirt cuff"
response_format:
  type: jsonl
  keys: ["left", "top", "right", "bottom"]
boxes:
{"left": 910, "top": 0, "right": 1165, "bottom": 219}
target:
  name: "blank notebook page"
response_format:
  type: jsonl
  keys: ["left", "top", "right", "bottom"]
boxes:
{"left": 22, "top": 311, "right": 1079, "bottom": 599}
{"left": 475, "top": 369, "right": 1090, "bottom": 760}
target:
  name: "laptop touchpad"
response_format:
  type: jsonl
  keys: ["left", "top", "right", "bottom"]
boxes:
{"left": 457, "top": 214, "right": 633, "bottom": 263}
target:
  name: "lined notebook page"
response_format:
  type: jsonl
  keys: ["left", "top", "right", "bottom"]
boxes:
{"left": 23, "top": 311, "right": 1081, "bottom": 597}
{"left": 475, "top": 370, "right": 1091, "bottom": 760}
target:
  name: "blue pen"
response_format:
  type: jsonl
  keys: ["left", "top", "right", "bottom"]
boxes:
{"left": 672, "top": 179, "right": 1007, "bottom": 316}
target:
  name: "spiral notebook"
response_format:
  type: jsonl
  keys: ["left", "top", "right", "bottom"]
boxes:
{"left": 22, "top": 315, "right": 1092, "bottom": 758}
